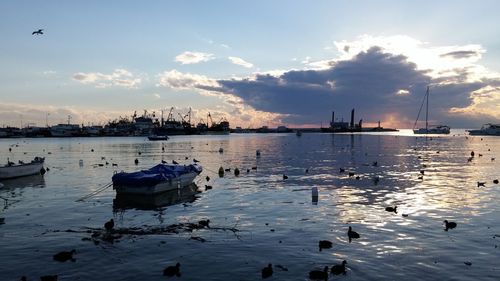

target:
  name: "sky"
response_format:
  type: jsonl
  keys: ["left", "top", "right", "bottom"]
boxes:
{"left": 1, "top": 0, "right": 500, "bottom": 129}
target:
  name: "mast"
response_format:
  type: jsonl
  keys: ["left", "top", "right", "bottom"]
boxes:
{"left": 425, "top": 86, "right": 429, "bottom": 131}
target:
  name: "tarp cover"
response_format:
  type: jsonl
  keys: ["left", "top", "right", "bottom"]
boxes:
{"left": 112, "top": 163, "right": 202, "bottom": 186}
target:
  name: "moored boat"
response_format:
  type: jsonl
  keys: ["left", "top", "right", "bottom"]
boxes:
{"left": 468, "top": 124, "right": 500, "bottom": 136}
{"left": 0, "top": 157, "right": 45, "bottom": 179}
{"left": 148, "top": 135, "right": 170, "bottom": 141}
{"left": 112, "top": 163, "right": 202, "bottom": 195}
{"left": 413, "top": 86, "right": 450, "bottom": 135}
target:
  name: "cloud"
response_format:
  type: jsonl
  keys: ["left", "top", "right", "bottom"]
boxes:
{"left": 440, "top": 50, "right": 480, "bottom": 59}
{"left": 155, "top": 36, "right": 500, "bottom": 128}
{"left": 156, "top": 69, "right": 220, "bottom": 91}
{"left": 0, "top": 102, "right": 131, "bottom": 127}
{"left": 72, "top": 68, "right": 141, "bottom": 89}
{"left": 175, "top": 51, "right": 215, "bottom": 65}
{"left": 228, "top": 56, "right": 253, "bottom": 68}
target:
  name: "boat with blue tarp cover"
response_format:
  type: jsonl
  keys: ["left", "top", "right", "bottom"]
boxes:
{"left": 112, "top": 163, "right": 202, "bottom": 195}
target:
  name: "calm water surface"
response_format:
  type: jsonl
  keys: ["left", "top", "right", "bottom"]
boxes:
{"left": 1, "top": 130, "right": 500, "bottom": 280}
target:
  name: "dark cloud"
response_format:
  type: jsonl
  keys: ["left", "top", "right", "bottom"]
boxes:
{"left": 440, "top": 50, "right": 479, "bottom": 59}
{"left": 188, "top": 47, "right": 494, "bottom": 127}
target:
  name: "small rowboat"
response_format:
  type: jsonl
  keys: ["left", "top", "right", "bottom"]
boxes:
{"left": 112, "top": 163, "right": 202, "bottom": 195}
{"left": 0, "top": 157, "right": 45, "bottom": 179}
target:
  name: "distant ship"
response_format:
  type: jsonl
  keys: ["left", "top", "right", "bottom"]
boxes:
{"left": 413, "top": 86, "right": 450, "bottom": 135}
{"left": 468, "top": 124, "right": 500, "bottom": 136}
{"left": 50, "top": 124, "right": 81, "bottom": 137}
{"left": 199, "top": 112, "right": 230, "bottom": 135}
{"left": 321, "top": 109, "right": 362, "bottom": 133}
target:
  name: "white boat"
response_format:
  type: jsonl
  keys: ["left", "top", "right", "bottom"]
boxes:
{"left": 112, "top": 163, "right": 202, "bottom": 195}
{"left": 50, "top": 124, "right": 81, "bottom": 137}
{"left": 468, "top": 124, "right": 500, "bottom": 136}
{"left": 413, "top": 86, "right": 450, "bottom": 135}
{"left": 0, "top": 157, "right": 45, "bottom": 179}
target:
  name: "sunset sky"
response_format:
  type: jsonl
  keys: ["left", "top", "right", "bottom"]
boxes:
{"left": 1, "top": 0, "right": 500, "bottom": 128}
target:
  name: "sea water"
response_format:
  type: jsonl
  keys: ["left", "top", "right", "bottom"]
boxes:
{"left": 1, "top": 131, "right": 499, "bottom": 280}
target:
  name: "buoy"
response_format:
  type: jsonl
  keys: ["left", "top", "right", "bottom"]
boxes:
{"left": 234, "top": 168, "right": 240, "bottom": 176}
{"left": 218, "top": 166, "right": 224, "bottom": 177}
{"left": 312, "top": 187, "right": 318, "bottom": 204}
{"left": 219, "top": 148, "right": 223, "bottom": 153}
{"left": 256, "top": 150, "right": 261, "bottom": 157}
{"left": 79, "top": 159, "right": 83, "bottom": 166}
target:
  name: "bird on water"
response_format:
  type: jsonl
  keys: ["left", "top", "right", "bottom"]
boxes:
{"left": 348, "top": 226, "right": 360, "bottom": 242}
{"left": 104, "top": 219, "right": 114, "bottom": 232}
{"left": 385, "top": 206, "right": 397, "bottom": 213}
{"left": 198, "top": 219, "right": 210, "bottom": 228}
{"left": 318, "top": 240, "right": 333, "bottom": 251}
{"left": 444, "top": 220, "right": 457, "bottom": 231}
{"left": 309, "top": 266, "right": 329, "bottom": 280}
{"left": 53, "top": 249, "right": 76, "bottom": 262}
{"left": 261, "top": 263, "right": 273, "bottom": 279}
{"left": 163, "top": 262, "right": 181, "bottom": 277}
{"left": 330, "top": 260, "right": 347, "bottom": 275}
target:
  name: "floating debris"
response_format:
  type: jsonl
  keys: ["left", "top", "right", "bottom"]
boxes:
{"left": 275, "top": 265, "right": 288, "bottom": 271}
{"left": 190, "top": 236, "right": 207, "bottom": 242}
{"left": 477, "top": 182, "right": 486, "bottom": 187}
{"left": 40, "top": 275, "right": 58, "bottom": 281}
{"left": 218, "top": 166, "right": 224, "bottom": 177}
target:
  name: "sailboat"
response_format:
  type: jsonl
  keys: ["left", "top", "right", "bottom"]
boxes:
{"left": 413, "top": 86, "right": 450, "bottom": 134}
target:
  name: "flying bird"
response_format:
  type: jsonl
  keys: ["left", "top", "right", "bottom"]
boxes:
{"left": 32, "top": 29, "right": 44, "bottom": 35}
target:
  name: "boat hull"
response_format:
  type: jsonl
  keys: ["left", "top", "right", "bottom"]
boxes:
{"left": 148, "top": 135, "right": 170, "bottom": 141}
{"left": 413, "top": 127, "right": 450, "bottom": 134}
{"left": 0, "top": 162, "right": 44, "bottom": 179}
{"left": 468, "top": 124, "right": 500, "bottom": 136}
{"left": 113, "top": 171, "right": 199, "bottom": 195}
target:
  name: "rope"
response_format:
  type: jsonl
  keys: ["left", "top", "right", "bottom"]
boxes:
{"left": 76, "top": 182, "right": 113, "bottom": 202}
